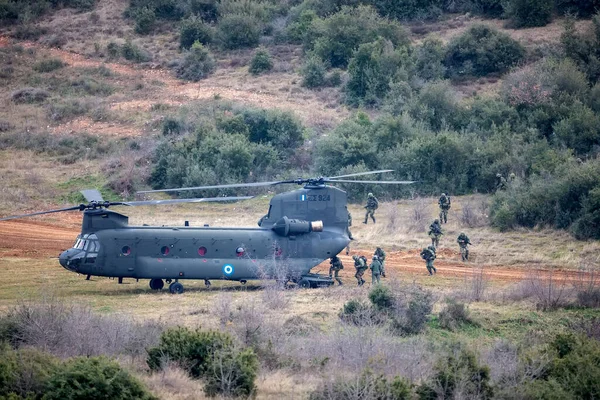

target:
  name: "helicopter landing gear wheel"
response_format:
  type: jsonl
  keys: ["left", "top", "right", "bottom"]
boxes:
{"left": 169, "top": 281, "right": 184, "bottom": 294}
{"left": 204, "top": 279, "right": 211, "bottom": 288}
{"left": 298, "top": 278, "right": 311, "bottom": 289}
{"left": 149, "top": 279, "right": 164, "bottom": 290}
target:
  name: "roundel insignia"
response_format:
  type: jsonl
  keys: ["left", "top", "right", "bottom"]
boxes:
{"left": 223, "top": 264, "right": 234, "bottom": 275}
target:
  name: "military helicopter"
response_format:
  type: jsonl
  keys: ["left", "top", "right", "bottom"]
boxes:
{"left": 0, "top": 171, "right": 413, "bottom": 294}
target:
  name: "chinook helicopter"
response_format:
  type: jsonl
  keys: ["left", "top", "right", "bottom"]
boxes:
{"left": 0, "top": 171, "right": 413, "bottom": 294}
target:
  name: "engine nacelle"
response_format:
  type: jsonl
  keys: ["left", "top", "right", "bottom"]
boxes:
{"left": 271, "top": 216, "right": 323, "bottom": 237}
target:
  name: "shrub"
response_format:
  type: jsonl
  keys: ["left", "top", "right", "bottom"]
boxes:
{"left": 300, "top": 55, "right": 326, "bottom": 88}
{"left": 218, "top": 13, "right": 262, "bottom": 49}
{"left": 339, "top": 299, "right": 374, "bottom": 325}
{"left": 468, "top": 0, "right": 505, "bottom": 17}
{"left": 561, "top": 16, "right": 600, "bottom": 84}
{"left": 179, "top": 15, "right": 213, "bottom": 49}
{"left": 390, "top": 285, "right": 434, "bottom": 336}
{"left": 147, "top": 327, "right": 235, "bottom": 378}
{"left": 47, "top": 99, "right": 91, "bottom": 121}
{"left": 556, "top": 0, "right": 600, "bottom": 18}
{"left": 121, "top": 40, "right": 151, "bottom": 62}
{"left": 438, "top": 298, "right": 473, "bottom": 331}
{"left": 311, "top": 370, "right": 413, "bottom": 400}
{"left": 203, "top": 347, "right": 259, "bottom": 397}
{"left": 12, "top": 25, "right": 48, "bottom": 40}
{"left": 32, "top": 58, "right": 65, "bottom": 73}
{"left": 0, "top": 346, "right": 58, "bottom": 398}
{"left": 409, "top": 80, "right": 460, "bottom": 131}
{"left": 106, "top": 41, "right": 120, "bottom": 59}
{"left": 44, "top": 356, "right": 156, "bottom": 400}
{"left": 445, "top": 24, "right": 525, "bottom": 78}
{"left": 11, "top": 87, "right": 50, "bottom": 104}
{"left": 240, "top": 107, "right": 305, "bottom": 150}
{"left": 248, "top": 47, "right": 273, "bottom": 75}
{"left": 175, "top": 41, "right": 216, "bottom": 82}
{"left": 506, "top": 0, "right": 553, "bottom": 28}
{"left": 414, "top": 36, "right": 446, "bottom": 81}
{"left": 368, "top": 284, "right": 395, "bottom": 311}
{"left": 134, "top": 6, "right": 156, "bottom": 34}
{"left": 553, "top": 102, "right": 600, "bottom": 155}
{"left": 162, "top": 117, "right": 183, "bottom": 135}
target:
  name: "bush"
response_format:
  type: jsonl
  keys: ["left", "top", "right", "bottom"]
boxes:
{"left": 556, "top": 0, "right": 600, "bottom": 18}
{"left": 121, "top": 40, "right": 151, "bottom": 62}
{"left": 218, "top": 13, "right": 262, "bottom": 49}
{"left": 438, "top": 298, "right": 473, "bottom": 331}
{"left": 553, "top": 102, "right": 600, "bottom": 155}
{"left": 339, "top": 299, "right": 375, "bottom": 326}
{"left": 414, "top": 36, "right": 446, "bottom": 81}
{"left": 390, "top": 285, "right": 434, "bottom": 336}
{"left": 47, "top": 99, "right": 91, "bottom": 121}
{"left": 445, "top": 24, "right": 525, "bottom": 78}
{"left": 311, "top": 370, "right": 413, "bottom": 400}
{"left": 203, "top": 347, "right": 259, "bottom": 397}
{"left": 162, "top": 117, "right": 183, "bottom": 135}
{"left": 44, "top": 356, "right": 156, "bottom": 400}
{"left": 12, "top": 25, "right": 48, "bottom": 40}
{"left": 11, "top": 87, "right": 50, "bottom": 104}
{"left": 506, "top": 0, "right": 553, "bottom": 28}
{"left": 248, "top": 47, "right": 273, "bottom": 75}
{"left": 561, "top": 16, "right": 600, "bottom": 84}
{"left": 106, "top": 41, "right": 120, "bottom": 59}
{"left": 134, "top": 6, "right": 156, "bottom": 34}
{"left": 300, "top": 55, "right": 326, "bottom": 88}
{"left": 368, "top": 284, "right": 395, "bottom": 311}
{"left": 179, "top": 15, "right": 213, "bottom": 49}
{"left": 0, "top": 345, "right": 58, "bottom": 398}
{"left": 175, "top": 41, "right": 216, "bottom": 82}
{"left": 32, "top": 58, "right": 65, "bottom": 73}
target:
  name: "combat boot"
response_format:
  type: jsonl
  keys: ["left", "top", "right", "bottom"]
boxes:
{"left": 372, "top": 216, "right": 376, "bottom": 223}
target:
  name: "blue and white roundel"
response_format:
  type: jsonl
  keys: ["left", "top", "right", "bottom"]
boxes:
{"left": 223, "top": 264, "right": 234, "bottom": 275}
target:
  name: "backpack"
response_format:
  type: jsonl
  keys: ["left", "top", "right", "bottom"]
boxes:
{"left": 360, "top": 256, "right": 367, "bottom": 265}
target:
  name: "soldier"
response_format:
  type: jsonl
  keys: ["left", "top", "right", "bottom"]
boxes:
{"left": 329, "top": 256, "right": 344, "bottom": 285}
{"left": 457, "top": 232, "right": 471, "bottom": 261}
{"left": 352, "top": 255, "right": 367, "bottom": 286}
{"left": 363, "top": 193, "right": 379, "bottom": 224}
{"left": 438, "top": 193, "right": 451, "bottom": 224}
{"left": 508, "top": 172, "right": 516, "bottom": 182}
{"left": 346, "top": 210, "right": 353, "bottom": 255}
{"left": 420, "top": 245, "right": 437, "bottom": 275}
{"left": 428, "top": 219, "right": 443, "bottom": 249}
{"left": 370, "top": 255, "right": 382, "bottom": 284}
{"left": 374, "top": 247, "right": 386, "bottom": 277}
{"left": 495, "top": 173, "right": 507, "bottom": 191}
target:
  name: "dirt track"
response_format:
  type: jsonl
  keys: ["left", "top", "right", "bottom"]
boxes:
{"left": 0, "top": 220, "right": 584, "bottom": 283}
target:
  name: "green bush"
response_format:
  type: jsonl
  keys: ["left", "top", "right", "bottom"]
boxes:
{"left": 286, "top": 8, "right": 317, "bottom": 44}
{"left": 467, "top": 0, "right": 505, "bottom": 17}
{"left": 106, "top": 41, "right": 120, "bottom": 59}
{"left": 506, "top": 0, "right": 553, "bottom": 28}
{"left": 438, "top": 298, "right": 473, "bottom": 331}
{"left": 368, "top": 284, "right": 395, "bottom": 311}
{"left": 11, "top": 87, "right": 50, "bottom": 104}
{"left": 391, "top": 286, "right": 434, "bottom": 336}
{"left": 414, "top": 36, "right": 446, "bottom": 81}
{"left": 561, "top": 16, "right": 600, "bottom": 84}
{"left": 445, "top": 24, "right": 525, "bottom": 78}
{"left": 556, "top": 0, "right": 600, "bottom": 17}
{"left": 553, "top": 102, "right": 600, "bottom": 155}
{"left": 121, "top": 40, "right": 151, "bottom": 62}
{"left": 300, "top": 55, "right": 326, "bottom": 88}
{"left": 239, "top": 107, "right": 305, "bottom": 150}
{"left": 0, "top": 346, "right": 58, "bottom": 398}
{"left": 218, "top": 13, "right": 262, "bottom": 49}
{"left": 417, "top": 348, "right": 493, "bottom": 400}
{"left": 203, "top": 347, "right": 259, "bottom": 397}
{"left": 179, "top": 15, "right": 213, "bottom": 49}
{"left": 33, "top": 58, "right": 65, "bottom": 73}
{"left": 47, "top": 99, "right": 91, "bottom": 122}
{"left": 409, "top": 81, "right": 461, "bottom": 131}
{"left": 44, "top": 356, "right": 156, "bottom": 400}
{"left": 370, "top": 0, "right": 447, "bottom": 20}
{"left": 134, "top": 6, "right": 156, "bottom": 34}
{"left": 162, "top": 117, "right": 183, "bottom": 135}
{"left": 248, "top": 47, "right": 273, "bottom": 75}
{"left": 175, "top": 41, "right": 216, "bottom": 82}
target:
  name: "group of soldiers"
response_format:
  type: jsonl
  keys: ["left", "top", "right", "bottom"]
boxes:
{"left": 329, "top": 246, "right": 386, "bottom": 286}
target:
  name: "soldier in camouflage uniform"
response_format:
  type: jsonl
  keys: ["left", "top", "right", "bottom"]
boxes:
{"left": 457, "top": 232, "right": 471, "bottom": 262}
{"left": 420, "top": 245, "right": 437, "bottom": 275}
{"left": 352, "top": 255, "right": 367, "bottom": 286}
{"left": 363, "top": 193, "right": 379, "bottom": 224}
{"left": 329, "top": 256, "right": 344, "bottom": 285}
{"left": 374, "top": 247, "right": 386, "bottom": 277}
{"left": 438, "top": 193, "right": 451, "bottom": 224}
{"left": 346, "top": 210, "right": 353, "bottom": 255}
{"left": 428, "top": 219, "right": 443, "bottom": 249}
{"left": 496, "top": 173, "right": 507, "bottom": 191}
{"left": 370, "top": 255, "right": 382, "bottom": 284}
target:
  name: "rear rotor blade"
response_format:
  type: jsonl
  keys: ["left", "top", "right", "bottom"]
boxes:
{"left": 121, "top": 196, "right": 254, "bottom": 206}
{"left": 80, "top": 189, "right": 104, "bottom": 203}
{"left": 327, "top": 179, "right": 416, "bottom": 184}
{"left": 0, "top": 206, "right": 82, "bottom": 222}
{"left": 328, "top": 170, "right": 394, "bottom": 179}
{"left": 137, "top": 181, "right": 282, "bottom": 194}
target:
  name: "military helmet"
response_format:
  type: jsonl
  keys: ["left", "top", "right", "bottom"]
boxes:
{"left": 441, "top": 193, "right": 446, "bottom": 196}
{"left": 434, "top": 219, "right": 439, "bottom": 224}
{"left": 368, "top": 192, "right": 373, "bottom": 197}
{"left": 372, "top": 255, "right": 378, "bottom": 260}
{"left": 496, "top": 173, "right": 502, "bottom": 177}
{"left": 460, "top": 232, "right": 465, "bottom": 236}
{"left": 352, "top": 255, "right": 358, "bottom": 260}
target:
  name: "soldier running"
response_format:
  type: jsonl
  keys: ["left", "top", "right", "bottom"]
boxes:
{"left": 420, "top": 245, "right": 437, "bottom": 275}
{"left": 363, "top": 193, "right": 379, "bottom": 224}
{"left": 329, "top": 256, "right": 343, "bottom": 285}
{"left": 374, "top": 247, "right": 386, "bottom": 277}
{"left": 438, "top": 193, "right": 451, "bottom": 224}
{"left": 370, "top": 255, "right": 382, "bottom": 284}
{"left": 428, "top": 219, "right": 443, "bottom": 249}
{"left": 352, "top": 255, "right": 367, "bottom": 286}
{"left": 457, "top": 232, "right": 471, "bottom": 261}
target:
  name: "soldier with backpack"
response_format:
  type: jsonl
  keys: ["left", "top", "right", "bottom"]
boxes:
{"left": 363, "top": 193, "right": 379, "bottom": 224}
{"left": 352, "top": 255, "right": 367, "bottom": 286}
{"left": 420, "top": 245, "right": 437, "bottom": 275}
{"left": 457, "top": 232, "right": 471, "bottom": 261}
{"left": 438, "top": 193, "right": 451, "bottom": 224}
{"left": 374, "top": 247, "right": 386, "bottom": 277}
{"left": 329, "top": 256, "right": 344, "bottom": 285}
{"left": 428, "top": 219, "right": 443, "bottom": 248}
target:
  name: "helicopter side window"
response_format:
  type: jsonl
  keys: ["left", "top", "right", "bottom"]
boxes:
{"left": 236, "top": 247, "right": 245, "bottom": 257}
{"left": 198, "top": 247, "right": 207, "bottom": 256}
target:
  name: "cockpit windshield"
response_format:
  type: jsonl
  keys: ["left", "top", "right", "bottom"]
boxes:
{"left": 72, "top": 234, "right": 100, "bottom": 252}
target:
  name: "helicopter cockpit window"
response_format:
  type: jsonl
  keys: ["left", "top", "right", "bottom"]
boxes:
{"left": 83, "top": 234, "right": 99, "bottom": 264}
{"left": 74, "top": 237, "right": 84, "bottom": 250}
{"left": 236, "top": 247, "right": 245, "bottom": 257}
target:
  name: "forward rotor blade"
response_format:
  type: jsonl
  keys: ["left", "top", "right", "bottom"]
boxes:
{"left": 80, "top": 189, "right": 104, "bottom": 203}
{"left": 328, "top": 170, "right": 394, "bottom": 179}
{"left": 137, "top": 181, "right": 282, "bottom": 194}
{"left": 0, "top": 206, "right": 82, "bottom": 222}
{"left": 327, "top": 179, "right": 416, "bottom": 184}
{"left": 121, "top": 196, "right": 254, "bottom": 206}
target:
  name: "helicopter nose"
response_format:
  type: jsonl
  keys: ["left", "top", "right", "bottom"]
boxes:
{"left": 58, "top": 250, "right": 69, "bottom": 269}
{"left": 59, "top": 249, "right": 82, "bottom": 271}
